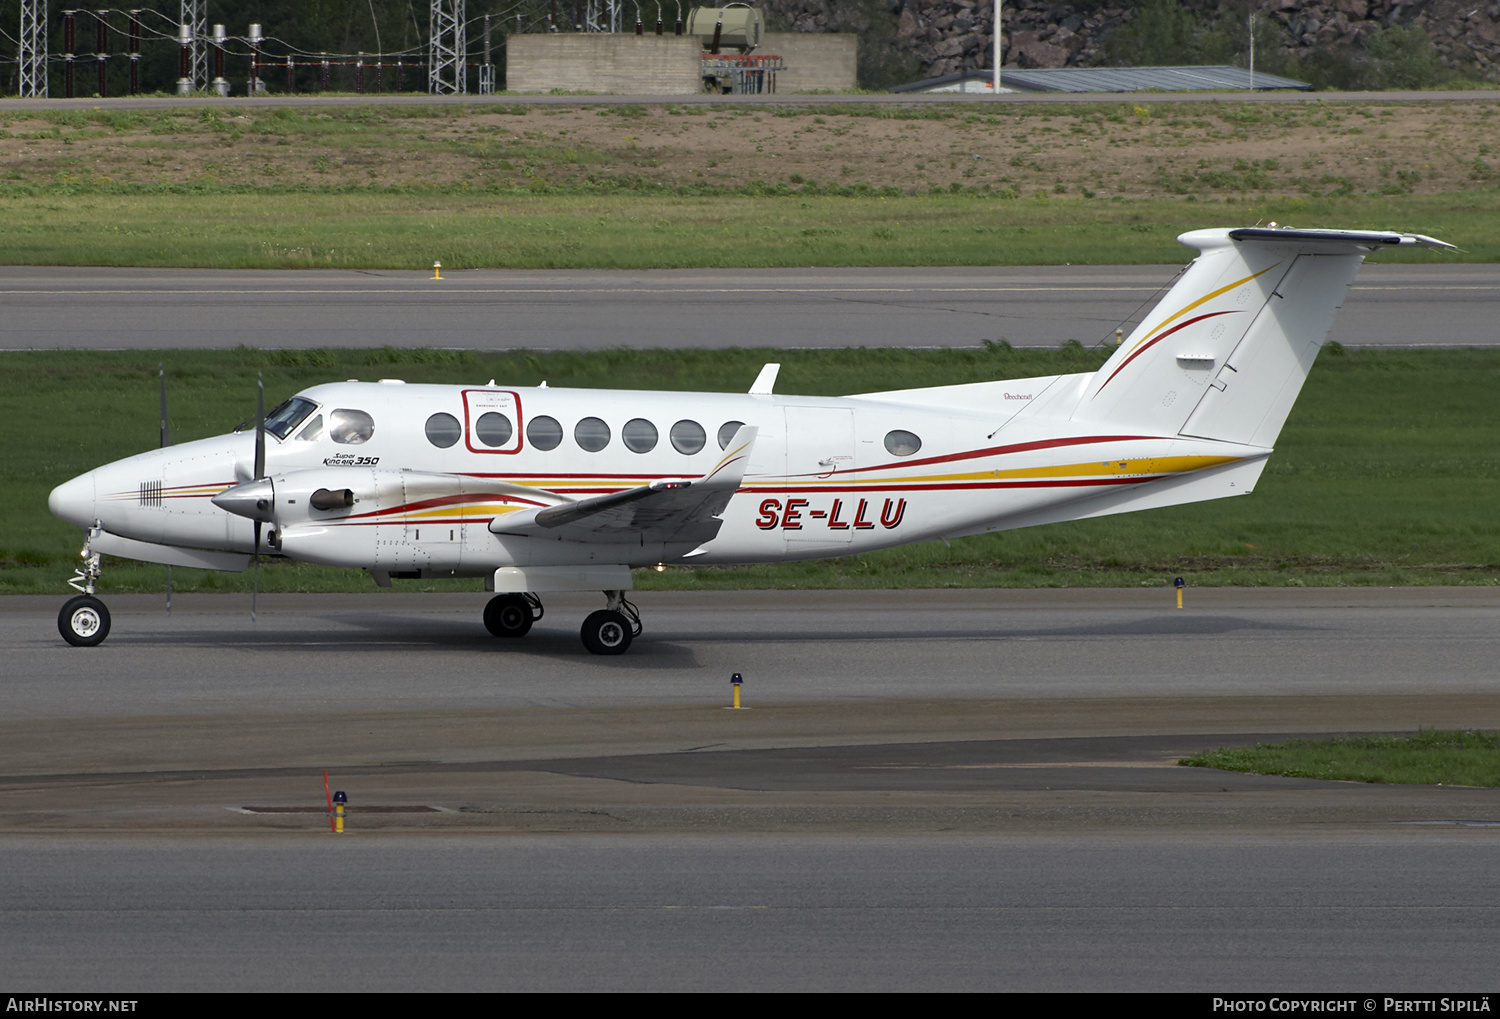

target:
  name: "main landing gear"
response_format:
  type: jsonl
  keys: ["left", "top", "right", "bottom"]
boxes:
{"left": 483, "top": 593, "right": 544, "bottom": 638}
{"left": 581, "top": 591, "right": 642, "bottom": 656}
{"left": 58, "top": 536, "right": 110, "bottom": 647}
{"left": 482, "top": 589, "right": 642, "bottom": 655}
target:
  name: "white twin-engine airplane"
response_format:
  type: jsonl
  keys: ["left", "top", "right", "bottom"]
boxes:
{"left": 48, "top": 226, "right": 1451, "bottom": 653}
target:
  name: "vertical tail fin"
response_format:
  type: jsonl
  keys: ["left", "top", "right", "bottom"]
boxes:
{"left": 1072, "top": 228, "right": 1454, "bottom": 447}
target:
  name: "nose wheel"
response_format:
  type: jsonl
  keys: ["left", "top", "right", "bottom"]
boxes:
{"left": 59, "top": 595, "right": 111, "bottom": 647}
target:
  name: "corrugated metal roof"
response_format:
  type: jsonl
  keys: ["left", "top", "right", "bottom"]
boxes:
{"left": 993, "top": 65, "right": 1311, "bottom": 93}
{"left": 891, "top": 65, "right": 1310, "bottom": 94}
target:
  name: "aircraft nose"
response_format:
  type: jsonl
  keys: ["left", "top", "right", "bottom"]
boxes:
{"left": 48, "top": 472, "right": 97, "bottom": 528}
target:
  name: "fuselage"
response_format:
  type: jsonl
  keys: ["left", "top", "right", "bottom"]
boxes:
{"left": 48, "top": 375, "right": 1265, "bottom": 577}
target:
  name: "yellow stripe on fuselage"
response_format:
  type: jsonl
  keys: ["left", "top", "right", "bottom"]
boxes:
{"left": 798, "top": 455, "right": 1243, "bottom": 487}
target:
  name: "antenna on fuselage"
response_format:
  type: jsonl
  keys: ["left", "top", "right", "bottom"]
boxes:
{"left": 159, "top": 365, "right": 172, "bottom": 615}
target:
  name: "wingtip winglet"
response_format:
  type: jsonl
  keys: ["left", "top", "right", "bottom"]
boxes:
{"left": 706, "top": 425, "right": 759, "bottom": 484}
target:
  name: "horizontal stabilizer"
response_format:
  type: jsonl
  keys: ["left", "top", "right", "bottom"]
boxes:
{"left": 490, "top": 426, "right": 757, "bottom": 545}
{"left": 1225, "top": 227, "right": 1457, "bottom": 252}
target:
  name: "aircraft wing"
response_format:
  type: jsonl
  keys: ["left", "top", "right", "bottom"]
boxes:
{"left": 489, "top": 426, "right": 757, "bottom": 545}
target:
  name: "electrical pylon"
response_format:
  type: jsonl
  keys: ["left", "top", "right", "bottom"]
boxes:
{"left": 181, "top": 0, "right": 207, "bottom": 90}
{"left": 429, "top": 0, "right": 466, "bottom": 94}
{"left": 18, "top": 0, "right": 48, "bottom": 97}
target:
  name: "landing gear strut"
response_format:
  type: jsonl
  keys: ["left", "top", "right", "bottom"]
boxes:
{"left": 59, "top": 529, "right": 110, "bottom": 647}
{"left": 483, "top": 592, "right": 543, "bottom": 638}
{"left": 580, "top": 590, "right": 641, "bottom": 656}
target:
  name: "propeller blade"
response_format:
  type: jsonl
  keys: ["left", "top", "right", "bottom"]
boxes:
{"left": 158, "top": 365, "right": 171, "bottom": 448}
{"left": 160, "top": 364, "right": 172, "bottom": 614}
{"left": 252, "top": 520, "right": 261, "bottom": 623}
{"left": 254, "top": 372, "right": 265, "bottom": 480}
{"left": 251, "top": 373, "right": 265, "bottom": 623}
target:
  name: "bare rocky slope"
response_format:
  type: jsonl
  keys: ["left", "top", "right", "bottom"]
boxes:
{"left": 761, "top": 0, "right": 1500, "bottom": 88}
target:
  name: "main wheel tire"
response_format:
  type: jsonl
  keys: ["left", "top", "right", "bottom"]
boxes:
{"left": 580, "top": 609, "right": 632, "bottom": 656}
{"left": 59, "top": 595, "right": 110, "bottom": 647}
{"left": 483, "top": 594, "right": 534, "bottom": 638}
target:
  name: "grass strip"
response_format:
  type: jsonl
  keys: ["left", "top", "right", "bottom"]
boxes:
{"left": 1179, "top": 730, "right": 1500, "bottom": 787}
{"left": 0, "top": 189, "right": 1495, "bottom": 268}
{"left": 3, "top": 344, "right": 1498, "bottom": 595}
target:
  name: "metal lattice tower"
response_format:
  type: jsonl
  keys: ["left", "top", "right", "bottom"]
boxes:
{"left": 18, "top": 0, "right": 48, "bottom": 97}
{"left": 581, "top": 2, "right": 622, "bottom": 32}
{"left": 181, "top": 0, "right": 208, "bottom": 90}
{"left": 429, "top": 0, "right": 467, "bottom": 95}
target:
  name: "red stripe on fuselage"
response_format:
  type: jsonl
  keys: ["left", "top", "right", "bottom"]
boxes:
{"left": 339, "top": 492, "right": 549, "bottom": 521}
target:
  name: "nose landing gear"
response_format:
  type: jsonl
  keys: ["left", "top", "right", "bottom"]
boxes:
{"left": 59, "top": 530, "right": 111, "bottom": 647}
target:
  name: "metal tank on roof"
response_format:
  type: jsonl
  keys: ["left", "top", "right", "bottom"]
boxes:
{"left": 686, "top": 4, "right": 763, "bottom": 53}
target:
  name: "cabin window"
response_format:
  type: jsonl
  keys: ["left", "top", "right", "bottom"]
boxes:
{"left": 329, "top": 409, "right": 375, "bottom": 445}
{"left": 295, "top": 415, "right": 324, "bottom": 442}
{"left": 424, "top": 412, "right": 461, "bottom": 448}
{"left": 717, "top": 420, "right": 746, "bottom": 450}
{"left": 884, "top": 429, "right": 922, "bottom": 457}
{"left": 670, "top": 420, "right": 706, "bottom": 455}
{"left": 262, "top": 397, "right": 317, "bottom": 440}
{"left": 574, "top": 417, "right": 611, "bottom": 452}
{"left": 528, "top": 415, "right": 563, "bottom": 451}
{"left": 622, "top": 418, "right": 658, "bottom": 454}
{"left": 474, "top": 411, "right": 514, "bottom": 448}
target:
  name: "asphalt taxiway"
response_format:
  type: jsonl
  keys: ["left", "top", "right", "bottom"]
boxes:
{"left": 3, "top": 588, "right": 1499, "bottom": 989}
{"left": 1, "top": 263, "right": 1494, "bottom": 351}
{"left": 5, "top": 587, "right": 1499, "bottom": 831}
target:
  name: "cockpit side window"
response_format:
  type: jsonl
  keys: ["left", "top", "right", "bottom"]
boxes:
{"left": 261, "top": 397, "right": 317, "bottom": 440}
{"left": 329, "top": 408, "right": 375, "bottom": 445}
{"left": 295, "top": 415, "right": 324, "bottom": 442}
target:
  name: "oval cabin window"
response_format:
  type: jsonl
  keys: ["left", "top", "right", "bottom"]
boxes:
{"left": 717, "top": 420, "right": 746, "bottom": 450}
{"left": 622, "top": 418, "right": 658, "bottom": 454}
{"left": 527, "top": 415, "right": 563, "bottom": 451}
{"left": 424, "top": 413, "right": 461, "bottom": 448}
{"left": 474, "top": 411, "right": 513, "bottom": 448}
{"left": 884, "top": 429, "right": 921, "bottom": 457}
{"left": 574, "top": 417, "right": 611, "bottom": 452}
{"left": 670, "top": 420, "right": 706, "bottom": 455}
{"left": 329, "top": 409, "right": 375, "bottom": 445}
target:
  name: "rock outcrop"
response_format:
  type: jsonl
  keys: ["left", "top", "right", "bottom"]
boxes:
{"left": 760, "top": 0, "right": 1500, "bottom": 86}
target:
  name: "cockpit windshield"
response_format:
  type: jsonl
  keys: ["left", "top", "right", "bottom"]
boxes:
{"left": 237, "top": 397, "right": 318, "bottom": 440}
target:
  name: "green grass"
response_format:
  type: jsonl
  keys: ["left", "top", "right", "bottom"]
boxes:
{"left": 1180, "top": 730, "right": 1500, "bottom": 787}
{"left": 0, "top": 189, "right": 1496, "bottom": 268}
{"left": 3, "top": 344, "right": 1499, "bottom": 594}
{"left": 5, "top": 98, "right": 1499, "bottom": 266}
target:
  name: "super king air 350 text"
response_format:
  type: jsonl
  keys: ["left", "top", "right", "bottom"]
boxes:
{"left": 48, "top": 227, "right": 1452, "bottom": 654}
